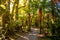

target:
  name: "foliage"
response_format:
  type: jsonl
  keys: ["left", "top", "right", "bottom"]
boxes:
{"left": 0, "top": 0, "right": 60, "bottom": 39}
{"left": 0, "top": 5, "right": 6, "bottom": 15}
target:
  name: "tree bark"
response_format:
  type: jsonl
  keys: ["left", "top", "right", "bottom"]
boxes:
{"left": 38, "top": 8, "right": 43, "bottom": 34}
{"left": 11, "top": 1, "right": 16, "bottom": 20}
{"left": 2, "top": 0, "right": 10, "bottom": 27}
{"left": 15, "top": 0, "right": 19, "bottom": 20}
{"left": 51, "top": 0, "right": 56, "bottom": 35}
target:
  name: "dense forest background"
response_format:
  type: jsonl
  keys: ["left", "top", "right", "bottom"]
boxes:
{"left": 0, "top": 0, "right": 60, "bottom": 40}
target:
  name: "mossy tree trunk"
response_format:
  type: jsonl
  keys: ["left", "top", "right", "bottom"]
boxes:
{"left": 2, "top": 0, "right": 10, "bottom": 27}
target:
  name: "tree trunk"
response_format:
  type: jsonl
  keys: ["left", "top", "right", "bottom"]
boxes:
{"left": 28, "top": 13, "right": 31, "bottom": 31}
{"left": 38, "top": 8, "right": 43, "bottom": 34}
{"left": 51, "top": 0, "right": 56, "bottom": 35}
{"left": 2, "top": 0, "right": 10, "bottom": 27}
{"left": 15, "top": 0, "right": 19, "bottom": 20}
{"left": 27, "top": 0, "right": 31, "bottom": 31}
{"left": 11, "top": 1, "right": 16, "bottom": 20}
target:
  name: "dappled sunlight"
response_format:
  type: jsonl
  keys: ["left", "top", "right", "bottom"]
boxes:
{"left": 33, "top": 28, "right": 39, "bottom": 30}
{"left": 29, "top": 34, "right": 37, "bottom": 36}
{"left": 29, "top": 34, "right": 45, "bottom": 37}
{"left": 37, "top": 34, "right": 45, "bottom": 37}
{"left": 10, "top": 3, "right": 13, "bottom": 13}
{"left": 19, "top": 0, "right": 24, "bottom": 6}
{"left": 19, "top": 35, "right": 29, "bottom": 40}
{"left": 31, "top": 28, "right": 40, "bottom": 31}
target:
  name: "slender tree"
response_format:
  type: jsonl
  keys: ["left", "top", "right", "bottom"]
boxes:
{"left": 11, "top": 0, "right": 16, "bottom": 20}
{"left": 38, "top": 8, "right": 43, "bottom": 34}
{"left": 15, "top": 0, "right": 19, "bottom": 20}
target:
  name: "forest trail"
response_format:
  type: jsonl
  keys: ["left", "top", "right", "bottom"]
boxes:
{"left": 16, "top": 28, "right": 51, "bottom": 40}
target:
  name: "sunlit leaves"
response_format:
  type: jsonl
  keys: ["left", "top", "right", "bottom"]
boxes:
{"left": 30, "top": 1, "right": 39, "bottom": 8}
{"left": 19, "top": 0, "right": 24, "bottom": 6}
{"left": 0, "top": 5, "right": 6, "bottom": 9}
{"left": 45, "top": 8, "right": 51, "bottom": 13}
{"left": 39, "top": 0, "right": 47, "bottom": 8}
{"left": 29, "top": 1, "right": 39, "bottom": 11}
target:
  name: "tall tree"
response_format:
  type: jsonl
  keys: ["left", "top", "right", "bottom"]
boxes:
{"left": 11, "top": 0, "right": 16, "bottom": 20}
{"left": 2, "top": 0, "right": 10, "bottom": 27}
{"left": 15, "top": 0, "right": 19, "bottom": 20}
{"left": 51, "top": 0, "right": 58, "bottom": 35}
{"left": 27, "top": 0, "right": 31, "bottom": 31}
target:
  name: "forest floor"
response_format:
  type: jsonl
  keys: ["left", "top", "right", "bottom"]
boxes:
{"left": 16, "top": 28, "right": 51, "bottom": 40}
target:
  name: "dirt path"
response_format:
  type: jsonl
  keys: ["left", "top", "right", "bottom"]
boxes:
{"left": 16, "top": 28, "right": 51, "bottom": 40}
